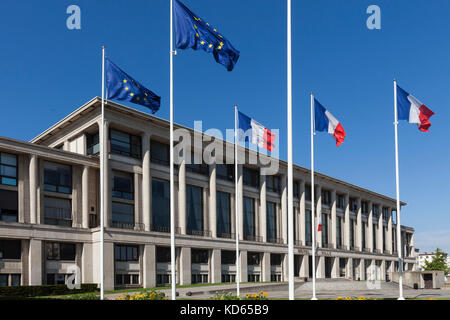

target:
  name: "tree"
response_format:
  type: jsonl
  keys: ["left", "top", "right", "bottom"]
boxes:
{"left": 423, "top": 248, "right": 450, "bottom": 275}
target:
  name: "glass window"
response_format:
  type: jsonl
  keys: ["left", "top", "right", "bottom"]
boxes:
{"left": 11, "top": 274, "right": 20, "bottom": 286}
{"left": 0, "top": 275, "right": 8, "bottom": 286}
{"left": 191, "top": 249, "right": 209, "bottom": 264}
{"left": 305, "top": 209, "right": 312, "bottom": 244}
{"left": 86, "top": 132, "right": 100, "bottom": 155}
{"left": 110, "top": 129, "right": 141, "bottom": 159}
{"left": 112, "top": 202, "right": 134, "bottom": 229}
{"left": 305, "top": 184, "right": 312, "bottom": 201}
{"left": 0, "top": 240, "right": 21, "bottom": 260}
{"left": 361, "top": 201, "right": 369, "bottom": 214}
{"left": 186, "top": 153, "right": 208, "bottom": 175}
{"left": 152, "top": 179, "right": 170, "bottom": 232}
{"left": 216, "top": 192, "right": 231, "bottom": 238}
{"left": 337, "top": 195, "right": 345, "bottom": 209}
{"left": 247, "top": 252, "right": 260, "bottom": 266}
{"left": 46, "top": 242, "right": 76, "bottom": 261}
{"left": 150, "top": 140, "right": 169, "bottom": 166}
{"left": 336, "top": 217, "right": 342, "bottom": 246}
{"left": 270, "top": 254, "right": 282, "bottom": 266}
{"left": 156, "top": 246, "right": 171, "bottom": 263}
{"left": 0, "top": 153, "right": 17, "bottom": 186}
{"left": 266, "top": 202, "right": 277, "bottom": 241}
{"left": 362, "top": 222, "right": 366, "bottom": 249}
{"left": 293, "top": 181, "right": 300, "bottom": 198}
{"left": 373, "top": 205, "right": 380, "bottom": 218}
{"left": 0, "top": 189, "right": 18, "bottom": 222}
{"left": 350, "top": 220, "right": 355, "bottom": 247}
{"left": 243, "top": 167, "right": 259, "bottom": 188}
{"left": 266, "top": 175, "right": 280, "bottom": 193}
{"left": 216, "top": 164, "right": 234, "bottom": 181}
{"left": 44, "top": 163, "right": 72, "bottom": 194}
{"left": 350, "top": 198, "right": 358, "bottom": 212}
{"left": 382, "top": 207, "right": 389, "bottom": 221}
{"left": 114, "top": 245, "right": 139, "bottom": 261}
{"left": 112, "top": 172, "right": 134, "bottom": 200}
{"left": 321, "top": 213, "right": 328, "bottom": 245}
{"left": 186, "top": 185, "right": 203, "bottom": 233}
{"left": 321, "top": 190, "right": 331, "bottom": 206}
{"left": 243, "top": 197, "right": 255, "bottom": 237}
{"left": 44, "top": 197, "right": 72, "bottom": 227}
{"left": 221, "top": 250, "right": 235, "bottom": 265}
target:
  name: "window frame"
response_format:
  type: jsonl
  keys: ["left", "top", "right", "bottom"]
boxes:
{"left": 43, "top": 162, "right": 72, "bottom": 194}
{"left": 110, "top": 129, "right": 142, "bottom": 159}
{"left": 0, "top": 153, "right": 18, "bottom": 187}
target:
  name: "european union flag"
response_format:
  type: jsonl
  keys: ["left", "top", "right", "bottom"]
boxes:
{"left": 105, "top": 58, "right": 161, "bottom": 113}
{"left": 173, "top": 0, "right": 240, "bottom": 71}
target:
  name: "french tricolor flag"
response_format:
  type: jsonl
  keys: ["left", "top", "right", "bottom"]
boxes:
{"left": 238, "top": 111, "right": 276, "bottom": 152}
{"left": 314, "top": 99, "right": 346, "bottom": 146}
{"left": 396, "top": 85, "right": 434, "bottom": 132}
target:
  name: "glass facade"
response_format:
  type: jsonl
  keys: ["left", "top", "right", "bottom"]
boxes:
{"left": 152, "top": 179, "right": 170, "bottom": 232}
{"left": 186, "top": 185, "right": 203, "bottom": 234}
{"left": 216, "top": 191, "right": 231, "bottom": 238}
{"left": 266, "top": 201, "right": 277, "bottom": 241}
{"left": 243, "top": 197, "right": 255, "bottom": 238}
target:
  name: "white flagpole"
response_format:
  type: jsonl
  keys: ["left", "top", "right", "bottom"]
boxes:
{"left": 234, "top": 104, "right": 240, "bottom": 297}
{"left": 287, "top": 0, "right": 295, "bottom": 301}
{"left": 310, "top": 92, "right": 317, "bottom": 300}
{"left": 100, "top": 45, "right": 105, "bottom": 301}
{"left": 393, "top": 79, "right": 405, "bottom": 300}
{"left": 170, "top": 0, "right": 177, "bottom": 301}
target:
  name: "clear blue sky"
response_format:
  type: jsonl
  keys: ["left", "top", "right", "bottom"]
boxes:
{"left": 1, "top": 0, "right": 449, "bottom": 253}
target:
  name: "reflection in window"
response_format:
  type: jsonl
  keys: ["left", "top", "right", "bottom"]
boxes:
{"left": 110, "top": 129, "right": 141, "bottom": 159}
{"left": 0, "top": 153, "right": 17, "bottom": 186}
{"left": 112, "top": 202, "right": 134, "bottom": 229}
{"left": 0, "top": 189, "right": 18, "bottom": 222}
{"left": 44, "top": 163, "right": 72, "bottom": 194}
{"left": 150, "top": 140, "right": 169, "bottom": 166}
{"left": 112, "top": 172, "right": 134, "bottom": 200}
{"left": 44, "top": 197, "right": 72, "bottom": 227}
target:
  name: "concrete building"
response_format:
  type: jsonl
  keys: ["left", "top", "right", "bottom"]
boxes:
{"left": 0, "top": 98, "right": 417, "bottom": 289}
{"left": 417, "top": 251, "right": 450, "bottom": 271}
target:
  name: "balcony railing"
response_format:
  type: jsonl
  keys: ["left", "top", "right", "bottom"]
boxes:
{"left": 267, "top": 238, "right": 284, "bottom": 244}
{"left": 243, "top": 235, "right": 263, "bottom": 242}
{"left": 110, "top": 220, "right": 145, "bottom": 231}
{"left": 186, "top": 229, "right": 211, "bottom": 237}
{"left": 217, "top": 232, "right": 235, "bottom": 239}
{"left": 150, "top": 225, "right": 181, "bottom": 234}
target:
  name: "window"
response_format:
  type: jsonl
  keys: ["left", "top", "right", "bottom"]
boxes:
{"left": 186, "top": 153, "right": 208, "bottom": 175}
{"left": 243, "top": 197, "right": 255, "bottom": 238}
{"left": 243, "top": 167, "right": 259, "bottom": 188}
{"left": 305, "top": 209, "right": 312, "bottom": 244}
{"left": 373, "top": 226, "right": 377, "bottom": 250}
{"left": 270, "top": 254, "right": 282, "bottom": 266}
{"left": 221, "top": 250, "right": 235, "bottom": 265}
{"left": 0, "top": 240, "right": 21, "bottom": 260}
{"left": 187, "top": 185, "right": 203, "bottom": 234}
{"left": 337, "top": 195, "right": 345, "bottom": 209}
{"left": 112, "top": 172, "right": 134, "bottom": 200}
{"left": 191, "top": 249, "right": 209, "bottom": 264}
{"left": 150, "top": 140, "right": 169, "bottom": 165}
{"left": 216, "top": 164, "right": 234, "bottom": 182}
{"left": 216, "top": 192, "right": 231, "bottom": 238}
{"left": 266, "top": 202, "right": 277, "bottom": 242}
{"left": 361, "top": 201, "right": 369, "bottom": 214}
{"left": 383, "top": 227, "right": 387, "bottom": 251}
{"left": 86, "top": 132, "right": 99, "bottom": 155}
{"left": 321, "top": 190, "right": 331, "bottom": 206}
{"left": 321, "top": 213, "right": 328, "bottom": 245}
{"left": 152, "top": 179, "right": 170, "bottom": 232}
{"left": 305, "top": 184, "right": 312, "bottom": 201}
{"left": 350, "top": 198, "right": 358, "bottom": 212}
{"left": 44, "top": 197, "right": 72, "bottom": 227}
{"left": 115, "top": 274, "right": 139, "bottom": 286}
{"left": 0, "top": 153, "right": 17, "bottom": 186}
{"left": 266, "top": 175, "right": 280, "bottom": 193}
{"left": 110, "top": 129, "right": 141, "bottom": 159}
{"left": 156, "top": 247, "right": 171, "bottom": 263}
{"left": 46, "top": 242, "right": 76, "bottom": 261}
{"left": 373, "top": 205, "right": 380, "bottom": 218}
{"left": 350, "top": 220, "right": 355, "bottom": 248}
{"left": 11, "top": 274, "right": 20, "bottom": 286}
{"left": 336, "top": 217, "right": 342, "bottom": 247}
{"left": 114, "top": 245, "right": 139, "bottom": 261}
{"left": 0, "top": 190, "right": 18, "bottom": 222}
{"left": 112, "top": 202, "right": 134, "bottom": 229}
{"left": 293, "top": 181, "right": 300, "bottom": 198}
{"left": 362, "top": 222, "right": 366, "bottom": 249}
{"left": 382, "top": 207, "right": 389, "bottom": 221}
{"left": 0, "top": 274, "right": 7, "bottom": 286}
{"left": 247, "top": 252, "right": 260, "bottom": 266}
{"left": 44, "top": 163, "right": 72, "bottom": 194}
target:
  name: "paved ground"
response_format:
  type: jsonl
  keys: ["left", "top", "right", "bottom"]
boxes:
{"left": 107, "top": 279, "right": 450, "bottom": 300}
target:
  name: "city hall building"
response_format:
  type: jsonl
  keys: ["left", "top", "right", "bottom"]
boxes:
{"left": 0, "top": 97, "right": 417, "bottom": 289}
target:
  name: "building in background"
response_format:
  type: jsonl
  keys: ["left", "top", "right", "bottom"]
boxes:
{"left": 417, "top": 251, "right": 450, "bottom": 272}
{"left": 0, "top": 98, "right": 417, "bottom": 289}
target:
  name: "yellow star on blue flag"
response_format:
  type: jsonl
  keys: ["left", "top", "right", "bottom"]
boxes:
{"left": 105, "top": 58, "right": 161, "bottom": 113}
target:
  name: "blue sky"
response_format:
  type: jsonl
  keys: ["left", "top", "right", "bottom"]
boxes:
{"left": 0, "top": 0, "right": 449, "bottom": 253}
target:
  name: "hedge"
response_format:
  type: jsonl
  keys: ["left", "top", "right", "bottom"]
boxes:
{"left": 0, "top": 283, "right": 98, "bottom": 298}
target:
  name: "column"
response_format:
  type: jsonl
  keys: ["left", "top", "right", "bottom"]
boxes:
{"left": 262, "top": 252, "right": 271, "bottom": 282}
{"left": 332, "top": 257, "right": 339, "bottom": 278}
{"left": 178, "top": 159, "right": 187, "bottom": 234}
{"left": 356, "top": 197, "right": 362, "bottom": 251}
{"left": 316, "top": 256, "right": 325, "bottom": 278}
{"left": 81, "top": 242, "right": 93, "bottom": 283}
{"left": 180, "top": 247, "right": 191, "bottom": 285}
{"left": 300, "top": 255, "right": 309, "bottom": 278}
{"left": 299, "top": 181, "right": 306, "bottom": 246}
{"left": 280, "top": 174, "right": 287, "bottom": 244}
{"left": 359, "top": 258, "right": 365, "bottom": 281}
{"left": 347, "top": 257, "right": 353, "bottom": 280}
{"left": 259, "top": 170, "right": 267, "bottom": 242}
{"left": 380, "top": 260, "right": 386, "bottom": 281}
{"left": 239, "top": 250, "right": 248, "bottom": 283}
{"left": 282, "top": 253, "right": 289, "bottom": 281}
{"left": 103, "top": 242, "right": 114, "bottom": 290}
{"left": 29, "top": 155, "right": 38, "bottom": 224}
{"left": 387, "top": 208, "right": 393, "bottom": 254}
{"left": 316, "top": 184, "right": 322, "bottom": 248}
{"left": 142, "top": 244, "right": 156, "bottom": 288}
{"left": 344, "top": 193, "right": 350, "bottom": 250}
{"left": 82, "top": 166, "right": 90, "bottom": 228}
{"left": 209, "top": 164, "right": 217, "bottom": 238}
{"left": 28, "top": 239, "right": 42, "bottom": 285}
{"left": 330, "top": 190, "right": 337, "bottom": 249}
{"left": 211, "top": 249, "right": 221, "bottom": 283}
{"left": 142, "top": 133, "right": 151, "bottom": 231}
{"left": 368, "top": 201, "right": 373, "bottom": 252}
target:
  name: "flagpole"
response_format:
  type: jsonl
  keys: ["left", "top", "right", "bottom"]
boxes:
{"left": 393, "top": 79, "right": 405, "bottom": 300}
{"left": 170, "top": 0, "right": 177, "bottom": 301}
{"left": 286, "top": 0, "right": 295, "bottom": 301}
{"left": 100, "top": 45, "right": 105, "bottom": 301}
{"left": 310, "top": 92, "right": 317, "bottom": 300}
{"left": 234, "top": 104, "right": 240, "bottom": 297}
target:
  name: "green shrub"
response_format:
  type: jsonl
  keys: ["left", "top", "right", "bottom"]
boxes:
{"left": 0, "top": 283, "right": 98, "bottom": 298}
